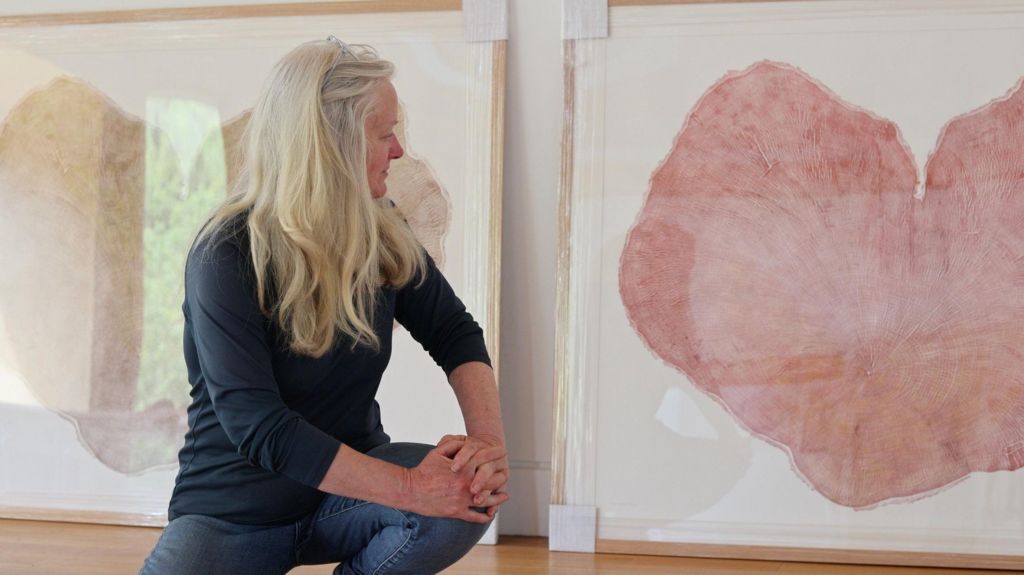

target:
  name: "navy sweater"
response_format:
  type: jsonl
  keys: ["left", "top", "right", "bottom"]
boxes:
{"left": 168, "top": 223, "right": 490, "bottom": 525}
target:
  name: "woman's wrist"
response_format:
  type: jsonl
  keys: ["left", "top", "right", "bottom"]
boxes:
{"left": 394, "top": 465, "right": 417, "bottom": 510}
{"left": 466, "top": 432, "right": 505, "bottom": 447}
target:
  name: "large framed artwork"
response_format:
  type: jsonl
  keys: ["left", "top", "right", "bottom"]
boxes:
{"left": 0, "top": 0, "right": 505, "bottom": 531}
{"left": 553, "top": 0, "right": 1024, "bottom": 568}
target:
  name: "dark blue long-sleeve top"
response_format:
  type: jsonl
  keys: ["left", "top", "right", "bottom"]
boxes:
{"left": 167, "top": 220, "right": 491, "bottom": 525}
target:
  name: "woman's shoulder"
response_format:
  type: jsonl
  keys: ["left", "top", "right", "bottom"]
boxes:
{"left": 186, "top": 213, "right": 256, "bottom": 290}
{"left": 183, "top": 213, "right": 270, "bottom": 325}
{"left": 190, "top": 213, "right": 251, "bottom": 263}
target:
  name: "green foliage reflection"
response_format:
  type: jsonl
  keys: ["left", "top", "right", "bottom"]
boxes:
{"left": 136, "top": 99, "right": 227, "bottom": 411}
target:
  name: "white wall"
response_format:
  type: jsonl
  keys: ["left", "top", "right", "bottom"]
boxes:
{"left": 0, "top": 0, "right": 560, "bottom": 536}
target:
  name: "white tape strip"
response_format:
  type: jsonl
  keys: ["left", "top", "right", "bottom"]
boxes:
{"left": 562, "top": 0, "right": 608, "bottom": 40}
{"left": 464, "top": 0, "right": 508, "bottom": 42}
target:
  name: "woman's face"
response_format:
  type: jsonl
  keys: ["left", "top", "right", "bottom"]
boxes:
{"left": 364, "top": 80, "right": 404, "bottom": 199}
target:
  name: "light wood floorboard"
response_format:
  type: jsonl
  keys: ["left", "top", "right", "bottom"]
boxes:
{"left": 0, "top": 519, "right": 1019, "bottom": 574}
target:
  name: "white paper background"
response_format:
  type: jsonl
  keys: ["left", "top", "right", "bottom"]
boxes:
{"left": 589, "top": 0, "right": 1024, "bottom": 554}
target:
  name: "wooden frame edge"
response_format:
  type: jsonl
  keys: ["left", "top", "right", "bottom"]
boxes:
{"left": 550, "top": 38, "right": 577, "bottom": 508}
{"left": 488, "top": 39, "right": 506, "bottom": 381}
{"left": 0, "top": 0, "right": 461, "bottom": 27}
{"left": 597, "top": 539, "right": 1024, "bottom": 571}
{"left": 0, "top": 506, "right": 166, "bottom": 528}
{"left": 609, "top": 0, "right": 812, "bottom": 6}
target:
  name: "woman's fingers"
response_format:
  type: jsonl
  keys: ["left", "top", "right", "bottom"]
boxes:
{"left": 457, "top": 508, "right": 493, "bottom": 524}
{"left": 453, "top": 443, "right": 507, "bottom": 473}
{"left": 450, "top": 443, "right": 482, "bottom": 472}
{"left": 463, "top": 491, "right": 509, "bottom": 517}
{"left": 437, "top": 434, "right": 466, "bottom": 446}
{"left": 468, "top": 455, "right": 509, "bottom": 492}
{"left": 421, "top": 434, "right": 510, "bottom": 520}
{"left": 469, "top": 463, "right": 505, "bottom": 493}
{"left": 471, "top": 469, "right": 508, "bottom": 498}
{"left": 408, "top": 442, "right": 507, "bottom": 524}
{"left": 471, "top": 472, "right": 510, "bottom": 505}
{"left": 454, "top": 481, "right": 508, "bottom": 519}
{"left": 476, "top": 491, "right": 509, "bottom": 510}
{"left": 485, "top": 484, "right": 509, "bottom": 517}
{"left": 450, "top": 435, "right": 506, "bottom": 473}
{"left": 434, "top": 438, "right": 465, "bottom": 458}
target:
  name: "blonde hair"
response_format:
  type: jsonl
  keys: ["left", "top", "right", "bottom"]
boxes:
{"left": 197, "top": 39, "right": 425, "bottom": 356}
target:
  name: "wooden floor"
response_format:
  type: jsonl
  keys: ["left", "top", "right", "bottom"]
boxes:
{"left": 1, "top": 519, "right": 1020, "bottom": 574}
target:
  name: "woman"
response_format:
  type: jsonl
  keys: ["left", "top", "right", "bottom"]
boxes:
{"left": 140, "top": 37, "right": 508, "bottom": 574}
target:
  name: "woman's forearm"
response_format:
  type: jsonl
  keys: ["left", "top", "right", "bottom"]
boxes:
{"left": 448, "top": 361, "right": 506, "bottom": 445}
{"left": 317, "top": 444, "right": 412, "bottom": 508}
{"left": 318, "top": 361, "right": 505, "bottom": 509}
{"left": 317, "top": 440, "right": 500, "bottom": 523}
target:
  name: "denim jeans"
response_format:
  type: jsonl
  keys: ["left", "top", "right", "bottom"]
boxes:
{"left": 139, "top": 443, "right": 491, "bottom": 575}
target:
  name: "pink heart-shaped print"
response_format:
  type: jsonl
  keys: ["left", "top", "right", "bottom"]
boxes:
{"left": 620, "top": 61, "right": 1024, "bottom": 508}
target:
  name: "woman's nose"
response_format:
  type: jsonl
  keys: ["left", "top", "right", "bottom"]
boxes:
{"left": 389, "top": 137, "right": 404, "bottom": 160}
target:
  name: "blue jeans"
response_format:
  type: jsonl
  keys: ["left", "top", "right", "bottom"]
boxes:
{"left": 139, "top": 443, "right": 491, "bottom": 574}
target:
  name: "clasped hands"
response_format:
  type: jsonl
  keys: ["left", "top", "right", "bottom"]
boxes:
{"left": 405, "top": 434, "right": 509, "bottom": 524}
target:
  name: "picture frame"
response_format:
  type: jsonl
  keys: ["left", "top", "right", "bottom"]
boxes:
{"left": 552, "top": 0, "right": 1024, "bottom": 568}
{"left": 0, "top": 0, "right": 505, "bottom": 536}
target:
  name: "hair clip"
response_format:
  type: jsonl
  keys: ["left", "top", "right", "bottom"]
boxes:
{"left": 326, "top": 35, "right": 355, "bottom": 58}
{"left": 322, "top": 35, "right": 354, "bottom": 90}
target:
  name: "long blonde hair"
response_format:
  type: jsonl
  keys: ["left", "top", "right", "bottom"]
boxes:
{"left": 197, "top": 39, "right": 425, "bottom": 356}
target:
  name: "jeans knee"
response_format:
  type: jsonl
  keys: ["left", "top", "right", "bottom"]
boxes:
{"left": 331, "top": 511, "right": 490, "bottom": 574}
{"left": 414, "top": 514, "right": 491, "bottom": 558}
